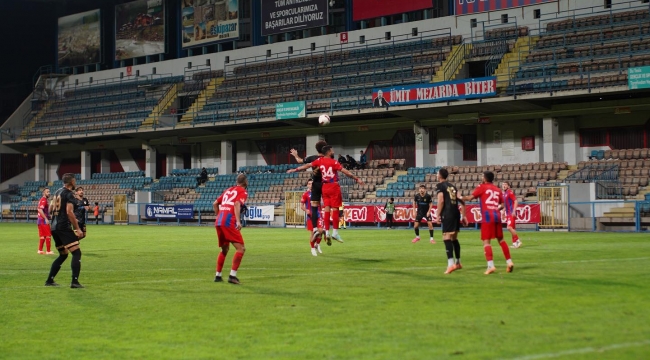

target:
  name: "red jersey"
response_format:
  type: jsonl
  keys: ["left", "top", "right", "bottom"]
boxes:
{"left": 472, "top": 183, "right": 503, "bottom": 223}
{"left": 37, "top": 196, "right": 49, "bottom": 225}
{"left": 301, "top": 190, "right": 320, "bottom": 217}
{"left": 310, "top": 156, "right": 342, "bottom": 183}
{"left": 215, "top": 186, "right": 248, "bottom": 228}
{"left": 503, "top": 189, "right": 517, "bottom": 216}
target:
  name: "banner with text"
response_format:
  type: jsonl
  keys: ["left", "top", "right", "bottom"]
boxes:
{"left": 372, "top": 77, "right": 496, "bottom": 107}
{"left": 245, "top": 205, "right": 275, "bottom": 221}
{"left": 262, "top": 0, "right": 328, "bottom": 37}
{"left": 115, "top": 0, "right": 165, "bottom": 60}
{"left": 58, "top": 9, "right": 101, "bottom": 68}
{"left": 145, "top": 204, "right": 194, "bottom": 219}
{"left": 628, "top": 66, "right": 650, "bottom": 90}
{"left": 182, "top": 0, "right": 239, "bottom": 48}
{"left": 353, "top": 0, "right": 433, "bottom": 21}
{"left": 342, "top": 204, "right": 541, "bottom": 224}
{"left": 455, "top": 0, "right": 555, "bottom": 16}
{"left": 276, "top": 101, "right": 306, "bottom": 120}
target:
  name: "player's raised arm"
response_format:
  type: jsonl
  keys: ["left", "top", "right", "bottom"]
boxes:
{"left": 288, "top": 162, "right": 313, "bottom": 173}
{"left": 289, "top": 149, "right": 305, "bottom": 164}
{"left": 339, "top": 167, "right": 363, "bottom": 185}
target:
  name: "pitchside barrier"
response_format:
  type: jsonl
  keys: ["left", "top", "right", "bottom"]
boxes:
{"left": 2, "top": 198, "right": 648, "bottom": 232}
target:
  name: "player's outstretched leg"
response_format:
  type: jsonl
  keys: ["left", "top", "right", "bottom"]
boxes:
{"left": 483, "top": 241, "right": 496, "bottom": 275}
{"left": 452, "top": 240, "right": 461, "bottom": 269}
{"left": 443, "top": 240, "right": 456, "bottom": 274}
{"left": 228, "top": 243, "right": 245, "bottom": 285}
{"left": 214, "top": 245, "right": 228, "bottom": 282}
{"left": 428, "top": 223, "right": 435, "bottom": 244}
{"left": 70, "top": 248, "right": 83, "bottom": 288}
{"left": 499, "top": 240, "right": 515, "bottom": 273}
{"left": 45, "top": 251, "right": 68, "bottom": 286}
{"left": 412, "top": 224, "right": 420, "bottom": 243}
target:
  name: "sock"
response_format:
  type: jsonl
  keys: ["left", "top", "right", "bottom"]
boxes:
{"left": 47, "top": 254, "right": 68, "bottom": 282}
{"left": 444, "top": 240, "right": 454, "bottom": 266}
{"left": 499, "top": 241, "right": 512, "bottom": 261}
{"left": 414, "top": 227, "right": 420, "bottom": 237}
{"left": 429, "top": 229, "right": 434, "bottom": 239}
{"left": 71, "top": 249, "right": 82, "bottom": 283}
{"left": 38, "top": 238, "right": 45, "bottom": 251}
{"left": 232, "top": 251, "right": 244, "bottom": 271}
{"left": 310, "top": 239, "right": 315, "bottom": 248}
{"left": 230, "top": 269, "right": 237, "bottom": 277}
{"left": 216, "top": 252, "right": 226, "bottom": 273}
{"left": 452, "top": 240, "right": 461, "bottom": 263}
{"left": 310, "top": 205, "right": 319, "bottom": 229}
{"left": 216, "top": 271, "right": 222, "bottom": 277}
{"left": 513, "top": 234, "right": 519, "bottom": 243}
{"left": 316, "top": 236, "right": 321, "bottom": 244}
{"left": 484, "top": 244, "right": 494, "bottom": 262}
{"left": 324, "top": 211, "right": 331, "bottom": 231}
{"left": 45, "top": 237, "right": 51, "bottom": 252}
{"left": 332, "top": 211, "right": 340, "bottom": 230}
{"left": 488, "top": 260, "right": 495, "bottom": 268}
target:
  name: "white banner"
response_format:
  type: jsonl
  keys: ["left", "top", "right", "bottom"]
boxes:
{"left": 245, "top": 205, "right": 274, "bottom": 221}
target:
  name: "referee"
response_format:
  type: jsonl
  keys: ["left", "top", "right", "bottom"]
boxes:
{"left": 45, "top": 173, "right": 84, "bottom": 288}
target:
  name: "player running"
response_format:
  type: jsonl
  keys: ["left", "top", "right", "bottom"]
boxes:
{"left": 463, "top": 171, "right": 514, "bottom": 275}
{"left": 435, "top": 169, "right": 468, "bottom": 274}
{"left": 290, "top": 140, "right": 327, "bottom": 244}
{"left": 288, "top": 145, "right": 363, "bottom": 244}
{"left": 501, "top": 182, "right": 522, "bottom": 249}
{"left": 213, "top": 174, "right": 249, "bottom": 285}
{"left": 301, "top": 179, "right": 324, "bottom": 256}
{"left": 412, "top": 185, "right": 435, "bottom": 244}
{"left": 37, "top": 188, "right": 54, "bottom": 255}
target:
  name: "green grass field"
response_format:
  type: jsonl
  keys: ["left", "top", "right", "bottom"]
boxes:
{"left": 0, "top": 223, "right": 649, "bottom": 359}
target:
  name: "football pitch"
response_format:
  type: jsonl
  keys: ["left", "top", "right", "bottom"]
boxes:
{"left": 1, "top": 223, "right": 649, "bottom": 359}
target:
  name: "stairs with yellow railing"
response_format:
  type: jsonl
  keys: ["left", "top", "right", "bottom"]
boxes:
{"left": 179, "top": 77, "right": 223, "bottom": 124}
{"left": 432, "top": 43, "right": 472, "bottom": 83}
{"left": 20, "top": 101, "right": 52, "bottom": 139}
{"left": 141, "top": 83, "right": 180, "bottom": 128}
{"left": 494, "top": 36, "right": 540, "bottom": 90}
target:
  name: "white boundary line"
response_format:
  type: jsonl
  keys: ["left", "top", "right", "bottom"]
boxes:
{"left": 509, "top": 339, "right": 650, "bottom": 360}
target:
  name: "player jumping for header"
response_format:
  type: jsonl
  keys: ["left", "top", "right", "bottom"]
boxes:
{"left": 289, "top": 145, "right": 363, "bottom": 244}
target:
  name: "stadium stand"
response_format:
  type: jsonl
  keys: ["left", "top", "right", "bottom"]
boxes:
{"left": 185, "top": 35, "right": 461, "bottom": 124}
{"left": 22, "top": 76, "right": 183, "bottom": 139}
{"left": 506, "top": 9, "right": 650, "bottom": 94}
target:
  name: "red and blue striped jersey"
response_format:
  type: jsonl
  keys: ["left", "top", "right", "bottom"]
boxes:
{"left": 215, "top": 186, "right": 247, "bottom": 228}
{"left": 503, "top": 189, "right": 517, "bottom": 216}
{"left": 472, "top": 183, "right": 503, "bottom": 223}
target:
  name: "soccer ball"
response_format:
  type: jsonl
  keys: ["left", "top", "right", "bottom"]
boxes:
{"left": 318, "top": 114, "right": 331, "bottom": 126}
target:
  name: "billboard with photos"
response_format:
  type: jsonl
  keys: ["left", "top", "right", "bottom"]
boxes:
{"left": 115, "top": 0, "right": 165, "bottom": 60}
{"left": 57, "top": 9, "right": 101, "bottom": 68}
{"left": 181, "top": 0, "right": 239, "bottom": 48}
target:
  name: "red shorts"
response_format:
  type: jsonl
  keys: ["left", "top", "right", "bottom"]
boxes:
{"left": 38, "top": 224, "right": 51, "bottom": 237}
{"left": 505, "top": 215, "right": 516, "bottom": 229}
{"left": 480, "top": 222, "right": 503, "bottom": 241}
{"left": 322, "top": 183, "right": 342, "bottom": 208}
{"left": 306, "top": 216, "right": 324, "bottom": 231}
{"left": 216, "top": 226, "right": 244, "bottom": 247}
